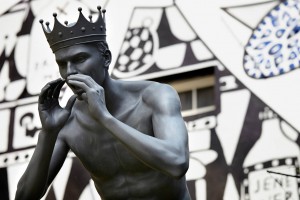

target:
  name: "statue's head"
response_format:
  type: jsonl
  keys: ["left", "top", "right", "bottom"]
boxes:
{"left": 39, "top": 6, "right": 111, "bottom": 91}
{"left": 39, "top": 6, "right": 107, "bottom": 53}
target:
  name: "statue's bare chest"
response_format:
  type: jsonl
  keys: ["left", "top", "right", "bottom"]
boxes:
{"left": 60, "top": 100, "right": 153, "bottom": 179}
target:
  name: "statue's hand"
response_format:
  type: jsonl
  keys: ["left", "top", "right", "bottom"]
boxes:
{"left": 67, "top": 74, "right": 108, "bottom": 120}
{"left": 38, "top": 79, "right": 77, "bottom": 133}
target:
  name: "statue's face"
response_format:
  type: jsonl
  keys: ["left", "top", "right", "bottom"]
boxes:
{"left": 54, "top": 43, "right": 107, "bottom": 93}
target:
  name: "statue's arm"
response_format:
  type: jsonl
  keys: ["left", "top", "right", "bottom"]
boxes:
{"left": 102, "top": 84, "right": 189, "bottom": 179}
{"left": 15, "top": 79, "right": 74, "bottom": 200}
{"left": 15, "top": 132, "right": 69, "bottom": 200}
{"left": 67, "top": 75, "right": 189, "bottom": 178}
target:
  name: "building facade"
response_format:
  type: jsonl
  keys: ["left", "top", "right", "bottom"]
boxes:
{"left": 1, "top": 0, "right": 300, "bottom": 199}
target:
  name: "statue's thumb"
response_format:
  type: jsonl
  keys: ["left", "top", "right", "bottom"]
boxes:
{"left": 65, "top": 95, "right": 77, "bottom": 112}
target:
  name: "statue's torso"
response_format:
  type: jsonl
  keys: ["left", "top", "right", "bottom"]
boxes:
{"left": 59, "top": 82, "right": 189, "bottom": 199}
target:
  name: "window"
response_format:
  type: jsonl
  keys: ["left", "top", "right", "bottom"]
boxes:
{"left": 178, "top": 91, "right": 192, "bottom": 110}
{"left": 168, "top": 75, "right": 215, "bottom": 117}
{"left": 196, "top": 86, "right": 214, "bottom": 108}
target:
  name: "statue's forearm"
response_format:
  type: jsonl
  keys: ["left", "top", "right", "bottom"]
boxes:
{"left": 15, "top": 130, "right": 58, "bottom": 200}
{"left": 101, "top": 115, "right": 189, "bottom": 179}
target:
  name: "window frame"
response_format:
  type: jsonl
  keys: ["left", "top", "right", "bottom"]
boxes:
{"left": 168, "top": 75, "right": 215, "bottom": 117}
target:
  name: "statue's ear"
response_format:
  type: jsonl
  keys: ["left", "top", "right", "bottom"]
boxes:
{"left": 104, "top": 50, "right": 111, "bottom": 69}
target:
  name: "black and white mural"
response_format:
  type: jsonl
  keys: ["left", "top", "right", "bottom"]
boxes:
{"left": 111, "top": 3, "right": 216, "bottom": 80}
{"left": 1, "top": 0, "right": 300, "bottom": 199}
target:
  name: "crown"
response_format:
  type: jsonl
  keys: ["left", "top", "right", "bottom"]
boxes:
{"left": 40, "top": 6, "right": 106, "bottom": 53}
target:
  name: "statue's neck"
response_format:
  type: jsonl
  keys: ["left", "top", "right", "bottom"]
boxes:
{"left": 102, "top": 77, "right": 125, "bottom": 115}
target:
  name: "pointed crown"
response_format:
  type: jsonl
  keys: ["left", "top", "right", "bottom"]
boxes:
{"left": 40, "top": 6, "right": 106, "bottom": 53}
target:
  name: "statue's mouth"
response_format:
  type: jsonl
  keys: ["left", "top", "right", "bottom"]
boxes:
{"left": 65, "top": 76, "right": 86, "bottom": 97}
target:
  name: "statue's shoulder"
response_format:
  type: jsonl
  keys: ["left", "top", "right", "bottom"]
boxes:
{"left": 119, "top": 79, "right": 179, "bottom": 105}
{"left": 140, "top": 81, "right": 180, "bottom": 108}
{"left": 143, "top": 81, "right": 176, "bottom": 95}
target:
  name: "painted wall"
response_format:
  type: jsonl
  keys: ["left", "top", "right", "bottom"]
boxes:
{"left": 1, "top": 0, "right": 300, "bottom": 199}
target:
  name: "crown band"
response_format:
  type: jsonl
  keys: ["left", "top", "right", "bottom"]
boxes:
{"left": 40, "top": 6, "right": 107, "bottom": 53}
{"left": 50, "top": 34, "right": 106, "bottom": 52}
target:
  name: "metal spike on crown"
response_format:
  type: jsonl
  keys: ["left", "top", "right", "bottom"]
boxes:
{"left": 39, "top": 6, "right": 107, "bottom": 53}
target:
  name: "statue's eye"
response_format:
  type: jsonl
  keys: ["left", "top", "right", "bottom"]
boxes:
{"left": 74, "top": 56, "right": 87, "bottom": 63}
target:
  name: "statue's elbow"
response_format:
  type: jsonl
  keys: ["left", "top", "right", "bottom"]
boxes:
{"left": 15, "top": 187, "right": 32, "bottom": 200}
{"left": 15, "top": 188, "right": 44, "bottom": 200}
{"left": 15, "top": 180, "right": 45, "bottom": 200}
{"left": 15, "top": 182, "right": 27, "bottom": 200}
{"left": 15, "top": 179, "right": 25, "bottom": 199}
{"left": 171, "top": 157, "right": 189, "bottom": 179}
{"left": 15, "top": 190, "right": 22, "bottom": 200}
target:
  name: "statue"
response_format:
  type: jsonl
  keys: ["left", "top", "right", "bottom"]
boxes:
{"left": 15, "top": 6, "right": 190, "bottom": 200}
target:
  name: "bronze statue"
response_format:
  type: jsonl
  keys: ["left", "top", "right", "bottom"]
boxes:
{"left": 15, "top": 6, "right": 190, "bottom": 200}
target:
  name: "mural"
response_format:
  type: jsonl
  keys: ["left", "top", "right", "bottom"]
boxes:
{"left": 1, "top": 0, "right": 300, "bottom": 199}
{"left": 243, "top": 0, "right": 300, "bottom": 79}
{"left": 111, "top": 4, "right": 216, "bottom": 80}
{"left": 0, "top": 0, "right": 107, "bottom": 199}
